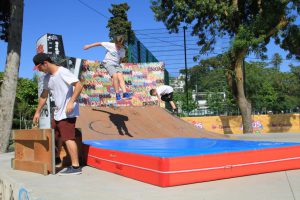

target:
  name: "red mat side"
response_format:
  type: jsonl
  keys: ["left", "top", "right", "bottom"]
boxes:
{"left": 85, "top": 145, "right": 167, "bottom": 186}
{"left": 84, "top": 145, "right": 300, "bottom": 187}
{"left": 165, "top": 146, "right": 300, "bottom": 186}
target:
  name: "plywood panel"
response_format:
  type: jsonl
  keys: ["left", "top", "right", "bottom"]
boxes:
{"left": 12, "top": 129, "right": 55, "bottom": 175}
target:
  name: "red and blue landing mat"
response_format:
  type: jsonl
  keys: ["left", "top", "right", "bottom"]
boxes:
{"left": 83, "top": 138, "right": 300, "bottom": 187}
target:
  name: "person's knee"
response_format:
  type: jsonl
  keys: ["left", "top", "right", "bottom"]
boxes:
{"left": 112, "top": 73, "right": 118, "bottom": 79}
{"left": 117, "top": 72, "right": 123, "bottom": 77}
{"left": 65, "top": 139, "right": 77, "bottom": 147}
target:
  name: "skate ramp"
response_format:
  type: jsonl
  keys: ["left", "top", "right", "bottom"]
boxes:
{"left": 77, "top": 106, "right": 226, "bottom": 140}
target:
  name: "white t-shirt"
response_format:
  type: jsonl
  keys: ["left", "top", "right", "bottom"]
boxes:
{"left": 156, "top": 85, "right": 173, "bottom": 96}
{"left": 102, "top": 42, "right": 125, "bottom": 64}
{"left": 43, "top": 67, "right": 80, "bottom": 121}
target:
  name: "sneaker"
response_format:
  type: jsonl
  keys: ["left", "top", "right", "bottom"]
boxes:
{"left": 116, "top": 93, "right": 121, "bottom": 101}
{"left": 172, "top": 108, "right": 178, "bottom": 115}
{"left": 123, "top": 92, "right": 132, "bottom": 99}
{"left": 58, "top": 166, "right": 82, "bottom": 176}
{"left": 55, "top": 157, "right": 62, "bottom": 168}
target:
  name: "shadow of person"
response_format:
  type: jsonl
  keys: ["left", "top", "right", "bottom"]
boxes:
{"left": 92, "top": 108, "right": 133, "bottom": 137}
{"left": 109, "top": 113, "right": 133, "bottom": 137}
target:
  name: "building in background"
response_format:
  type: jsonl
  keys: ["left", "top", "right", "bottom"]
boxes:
{"left": 191, "top": 92, "right": 226, "bottom": 116}
{"left": 169, "top": 74, "right": 185, "bottom": 92}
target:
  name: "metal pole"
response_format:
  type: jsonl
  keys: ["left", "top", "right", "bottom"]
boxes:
{"left": 137, "top": 41, "right": 141, "bottom": 63}
{"left": 127, "top": 30, "right": 132, "bottom": 62}
{"left": 183, "top": 26, "right": 188, "bottom": 109}
{"left": 146, "top": 50, "right": 149, "bottom": 63}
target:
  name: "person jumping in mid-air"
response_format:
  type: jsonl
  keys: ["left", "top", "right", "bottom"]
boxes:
{"left": 150, "top": 85, "right": 178, "bottom": 114}
{"left": 83, "top": 35, "right": 131, "bottom": 101}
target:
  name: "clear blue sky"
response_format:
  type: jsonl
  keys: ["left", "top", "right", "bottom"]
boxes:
{"left": 0, "top": 0, "right": 299, "bottom": 79}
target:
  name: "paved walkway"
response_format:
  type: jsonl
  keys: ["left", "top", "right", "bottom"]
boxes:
{"left": 1, "top": 133, "right": 300, "bottom": 200}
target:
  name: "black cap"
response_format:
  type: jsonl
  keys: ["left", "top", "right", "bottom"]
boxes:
{"left": 33, "top": 53, "right": 51, "bottom": 70}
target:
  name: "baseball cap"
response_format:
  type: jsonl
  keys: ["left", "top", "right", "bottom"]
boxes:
{"left": 33, "top": 53, "right": 51, "bottom": 70}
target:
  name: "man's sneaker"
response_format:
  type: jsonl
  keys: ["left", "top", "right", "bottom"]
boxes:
{"left": 58, "top": 166, "right": 82, "bottom": 176}
{"left": 116, "top": 93, "right": 122, "bottom": 101}
{"left": 172, "top": 108, "right": 178, "bottom": 115}
{"left": 55, "top": 157, "right": 62, "bottom": 168}
{"left": 123, "top": 92, "right": 132, "bottom": 99}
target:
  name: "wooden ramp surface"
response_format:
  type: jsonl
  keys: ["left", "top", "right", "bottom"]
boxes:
{"left": 77, "top": 106, "right": 226, "bottom": 140}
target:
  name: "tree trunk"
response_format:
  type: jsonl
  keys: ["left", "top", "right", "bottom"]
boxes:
{"left": 226, "top": 50, "right": 253, "bottom": 134}
{"left": 0, "top": 0, "right": 24, "bottom": 153}
{"left": 234, "top": 51, "right": 253, "bottom": 133}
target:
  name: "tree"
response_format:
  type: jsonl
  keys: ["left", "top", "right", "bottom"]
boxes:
{"left": 245, "top": 62, "right": 278, "bottom": 112}
{"left": 106, "top": 3, "right": 134, "bottom": 62}
{"left": 289, "top": 64, "right": 300, "bottom": 110}
{"left": 271, "top": 70, "right": 299, "bottom": 112}
{"left": 0, "top": 72, "right": 3, "bottom": 88}
{"left": 281, "top": 25, "right": 300, "bottom": 59}
{"left": 0, "top": 0, "right": 10, "bottom": 42}
{"left": 173, "top": 89, "right": 197, "bottom": 115}
{"left": 0, "top": 0, "right": 24, "bottom": 152}
{"left": 151, "top": 0, "right": 300, "bottom": 133}
{"left": 13, "top": 77, "right": 38, "bottom": 129}
{"left": 270, "top": 53, "right": 282, "bottom": 71}
{"left": 184, "top": 56, "right": 238, "bottom": 115}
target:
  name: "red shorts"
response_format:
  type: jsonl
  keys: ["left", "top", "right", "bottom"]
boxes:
{"left": 52, "top": 118, "right": 77, "bottom": 142}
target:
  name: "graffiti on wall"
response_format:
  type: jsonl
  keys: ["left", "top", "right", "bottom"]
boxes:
{"left": 240, "top": 120, "right": 264, "bottom": 133}
{"left": 183, "top": 114, "right": 299, "bottom": 134}
{"left": 190, "top": 121, "right": 204, "bottom": 129}
{"left": 190, "top": 119, "right": 264, "bottom": 133}
{"left": 78, "top": 60, "right": 165, "bottom": 107}
{"left": 36, "top": 33, "right": 167, "bottom": 128}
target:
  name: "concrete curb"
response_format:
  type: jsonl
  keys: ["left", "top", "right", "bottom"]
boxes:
{"left": 0, "top": 153, "right": 40, "bottom": 200}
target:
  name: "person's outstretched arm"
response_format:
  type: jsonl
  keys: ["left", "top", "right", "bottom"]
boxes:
{"left": 33, "top": 89, "right": 49, "bottom": 124}
{"left": 83, "top": 42, "right": 102, "bottom": 50}
{"left": 156, "top": 94, "right": 161, "bottom": 106}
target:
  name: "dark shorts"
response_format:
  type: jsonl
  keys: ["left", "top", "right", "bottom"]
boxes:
{"left": 52, "top": 118, "right": 76, "bottom": 142}
{"left": 161, "top": 92, "right": 173, "bottom": 102}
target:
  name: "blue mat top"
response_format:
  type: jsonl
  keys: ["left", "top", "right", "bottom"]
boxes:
{"left": 83, "top": 138, "right": 300, "bottom": 158}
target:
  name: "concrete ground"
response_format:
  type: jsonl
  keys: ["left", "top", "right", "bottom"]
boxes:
{"left": 1, "top": 133, "right": 300, "bottom": 200}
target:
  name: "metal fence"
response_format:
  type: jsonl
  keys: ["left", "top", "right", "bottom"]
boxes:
{"left": 127, "top": 34, "right": 158, "bottom": 63}
{"left": 127, "top": 33, "right": 169, "bottom": 86}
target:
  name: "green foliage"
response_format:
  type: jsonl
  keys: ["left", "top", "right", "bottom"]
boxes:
{"left": 245, "top": 63, "right": 300, "bottom": 113}
{"left": 173, "top": 89, "right": 197, "bottom": 113}
{"left": 185, "top": 59, "right": 300, "bottom": 115}
{"left": 13, "top": 77, "right": 38, "bottom": 129}
{"left": 107, "top": 3, "right": 134, "bottom": 42}
{"left": 0, "top": 0, "right": 10, "bottom": 41}
{"left": 1, "top": 71, "right": 38, "bottom": 129}
{"left": 269, "top": 70, "right": 300, "bottom": 112}
{"left": 270, "top": 53, "right": 282, "bottom": 71}
{"left": 151, "top": 1, "right": 300, "bottom": 58}
{"left": 280, "top": 25, "right": 300, "bottom": 59}
{"left": 106, "top": 3, "right": 134, "bottom": 62}
{"left": 245, "top": 62, "right": 278, "bottom": 111}
{"left": 184, "top": 58, "right": 238, "bottom": 114}
{"left": 206, "top": 92, "right": 226, "bottom": 114}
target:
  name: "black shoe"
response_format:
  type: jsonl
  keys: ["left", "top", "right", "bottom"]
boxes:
{"left": 55, "top": 157, "right": 62, "bottom": 168}
{"left": 172, "top": 108, "right": 178, "bottom": 114}
{"left": 58, "top": 166, "right": 82, "bottom": 175}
